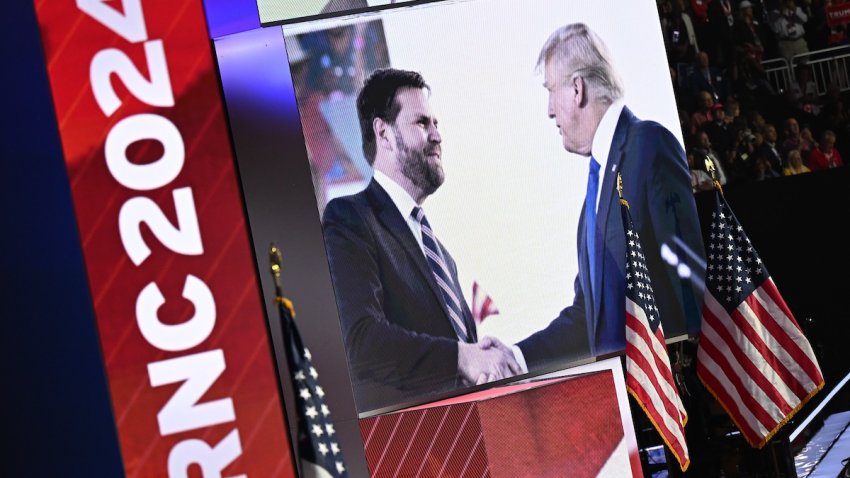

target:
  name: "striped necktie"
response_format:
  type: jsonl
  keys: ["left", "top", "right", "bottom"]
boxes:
{"left": 412, "top": 206, "right": 469, "bottom": 342}
{"left": 586, "top": 157, "right": 601, "bottom": 304}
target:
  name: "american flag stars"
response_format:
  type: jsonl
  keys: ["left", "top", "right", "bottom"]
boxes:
{"left": 622, "top": 197, "right": 689, "bottom": 470}
{"left": 292, "top": 344, "right": 348, "bottom": 477}
{"left": 272, "top": 250, "right": 347, "bottom": 477}
{"left": 696, "top": 190, "right": 824, "bottom": 448}
{"left": 624, "top": 230, "right": 660, "bottom": 323}
{"left": 705, "top": 208, "right": 768, "bottom": 307}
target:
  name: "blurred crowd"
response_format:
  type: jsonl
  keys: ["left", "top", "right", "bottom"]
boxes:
{"left": 287, "top": 22, "right": 390, "bottom": 208}
{"left": 658, "top": 0, "right": 848, "bottom": 191}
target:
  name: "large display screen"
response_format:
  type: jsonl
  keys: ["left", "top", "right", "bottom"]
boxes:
{"left": 232, "top": 0, "right": 707, "bottom": 416}
{"left": 257, "top": 0, "right": 418, "bottom": 25}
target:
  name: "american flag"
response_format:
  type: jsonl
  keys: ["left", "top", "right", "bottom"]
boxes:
{"left": 621, "top": 193, "right": 690, "bottom": 471}
{"left": 471, "top": 280, "right": 500, "bottom": 324}
{"left": 271, "top": 246, "right": 347, "bottom": 478}
{"left": 277, "top": 297, "right": 348, "bottom": 478}
{"left": 696, "top": 190, "right": 824, "bottom": 448}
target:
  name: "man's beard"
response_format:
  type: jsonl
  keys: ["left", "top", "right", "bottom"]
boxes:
{"left": 395, "top": 128, "right": 444, "bottom": 196}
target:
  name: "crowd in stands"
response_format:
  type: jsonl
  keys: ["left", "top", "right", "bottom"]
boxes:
{"left": 657, "top": 0, "right": 848, "bottom": 191}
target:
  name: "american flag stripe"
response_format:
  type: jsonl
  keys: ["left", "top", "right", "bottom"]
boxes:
{"left": 625, "top": 317, "right": 686, "bottom": 430}
{"left": 471, "top": 281, "right": 499, "bottom": 324}
{"left": 479, "top": 297, "right": 494, "bottom": 314}
{"left": 696, "top": 348, "right": 769, "bottom": 441}
{"left": 742, "top": 297, "right": 815, "bottom": 397}
{"left": 627, "top": 361, "right": 689, "bottom": 463}
{"left": 699, "top": 289, "right": 821, "bottom": 444}
{"left": 621, "top": 194, "right": 689, "bottom": 471}
{"left": 626, "top": 301, "right": 686, "bottom": 419}
{"left": 697, "top": 190, "right": 824, "bottom": 448}
{"left": 625, "top": 324, "right": 689, "bottom": 466}
{"left": 750, "top": 281, "right": 822, "bottom": 387}
{"left": 708, "top": 287, "right": 814, "bottom": 408}
{"left": 626, "top": 342, "right": 687, "bottom": 444}
{"left": 702, "top": 294, "right": 798, "bottom": 413}
{"left": 699, "top": 315, "right": 791, "bottom": 430}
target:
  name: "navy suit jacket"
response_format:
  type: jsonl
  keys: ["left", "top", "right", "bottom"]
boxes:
{"left": 322, "top": 179, "right": 476, "bottom": 412}
{"left": 518, "top": 107, "right": 705, "bottom": 369}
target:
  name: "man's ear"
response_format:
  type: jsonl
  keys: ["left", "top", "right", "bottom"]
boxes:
{"left": 374, "top": 117, "right": 394, "bottom": 153}
{"left": 573, "top": 75, "right": 587, "bottom": 108}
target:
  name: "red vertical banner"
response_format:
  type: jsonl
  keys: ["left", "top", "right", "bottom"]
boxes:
{"left": 32, "top": 1, "right": 296, "bottom": 476}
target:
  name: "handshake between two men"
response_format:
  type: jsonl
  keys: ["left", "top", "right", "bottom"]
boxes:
{"left": 457, "top": 336, "right": 524, "bottom": 385}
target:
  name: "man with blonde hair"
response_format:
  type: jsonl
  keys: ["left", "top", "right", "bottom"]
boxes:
{"left": 510, "top": 23, "right": 706, "bottom": 369}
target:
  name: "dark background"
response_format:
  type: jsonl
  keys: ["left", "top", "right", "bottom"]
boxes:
{"left": 3, "top": 1, "right": 848, "bottom": 477}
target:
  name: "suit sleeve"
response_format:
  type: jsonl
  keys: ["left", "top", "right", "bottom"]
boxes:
{"left": 321, "top": 198, "right": 459, "bottom": 394}
{"left": 640, "top": 123, "right": 705, "bottom": 334}
{"left": 515, "top": 274, "right": 590, "bottom": 370}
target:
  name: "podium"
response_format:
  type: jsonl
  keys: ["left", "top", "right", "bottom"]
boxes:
{"left": 359, "top": 366, "right": 642, "bottom": 477}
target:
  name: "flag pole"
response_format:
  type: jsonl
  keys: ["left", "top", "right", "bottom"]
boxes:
{"left": 619, "top": 171, "right": 690, "bottom": 471}
{"left": 270, "top": 243, "right": 296, "bottom": 320}
{"left": 695, "top": 184, "right": 824, "bottom": 449}
{"left": 617, "top": 172, "right": 628, "bottom": 208}
{"left": 270, "top": 243, "right": 301, "bottom": 371}
{"left": 269, "top": 243, "right": 303, "bottom": 478}
{"left": 704, "top": 157, "right": 724, "bottom": 194}
{"left": 268, "top": 243, "right": 348, "bottom": 477}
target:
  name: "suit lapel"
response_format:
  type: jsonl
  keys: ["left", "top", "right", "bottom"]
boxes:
{"left": 366, "top": 181, "right": 457, "bottom": 331}
{"left": 592, "top": 107, "right": 632, "bottom": 322}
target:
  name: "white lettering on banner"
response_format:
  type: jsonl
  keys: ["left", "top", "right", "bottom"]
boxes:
{"left": 105, "top": 113, "right": 185, "bottom": 191}
{"left": 149, "top": 349, "right": 236, "bottom": 436}
{"left": 79, "top": 0, "right": 247, "bottom": 474}
{"left": 119, "top": 188, "right": 203, "bottom": 266}
{"left": 168, "top": 429, "right": 247, "bottom": 478}
{"left": 77, "top": 0, "right": 148, "bottom": 43}
{"left": 90, "top": 40, "right": 174, "bottom": 117}
{"left": 136, "top": 274, "right": 215, "bottom": 352}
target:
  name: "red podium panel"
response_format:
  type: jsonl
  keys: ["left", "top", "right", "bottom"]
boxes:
{"left": 360, "top": 370, "right": 637, "bottom": 477}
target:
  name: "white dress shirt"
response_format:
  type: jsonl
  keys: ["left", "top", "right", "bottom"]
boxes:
{"left": 373, "top": 169, "right": 428, "bottom": 255}
{"left": 512, "top": 101, "right": 626, "bottom": 374}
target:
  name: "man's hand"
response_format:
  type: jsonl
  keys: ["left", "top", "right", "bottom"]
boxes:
{"left": 458, "top": 337, "right": 522, "bottom": 385}
{"left": 478, "top": 336, "right": 513, "bottom": 355}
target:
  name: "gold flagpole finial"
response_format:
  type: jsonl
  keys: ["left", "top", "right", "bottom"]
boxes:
{"left": 269, "top": 243, "right": 295, "bottom": 317}
{"left": 704, "top": 156, "right": 724, "bottom": 195}
{"left": 270, "top": 243, "right": 283, "bottom": 287}
{"left": 704, "top": 157, "right": 715, "bottom": 176}
{"left": 617, "top": 172, "right": 629, "bottom": 208}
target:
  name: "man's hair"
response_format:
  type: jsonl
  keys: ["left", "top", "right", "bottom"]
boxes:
{"left": 537, "top": 23, "right": 624, "bottom": 105}
{"left": 357, "top": 68, "right": 429, "bottom": 164}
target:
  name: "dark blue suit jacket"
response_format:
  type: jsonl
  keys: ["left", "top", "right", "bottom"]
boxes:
{"left": 518, "top": 107, "right": 705, "bottom": 369}
{"left": 322, "top": 179, "right": 476, "bottom": 412}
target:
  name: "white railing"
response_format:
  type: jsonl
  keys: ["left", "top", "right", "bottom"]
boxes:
{"left": 791, "top": 45, "right": 850, "bottom": 96}
{"left": 760, "top": 46, "right": 850, "bottom": 97}
{"left": 762, "top": 57, "right": 791, "bottom": 94}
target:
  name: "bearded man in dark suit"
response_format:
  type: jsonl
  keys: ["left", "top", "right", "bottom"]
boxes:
{"left": 322, "top": 68, "right": 520, "bottom": 412}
